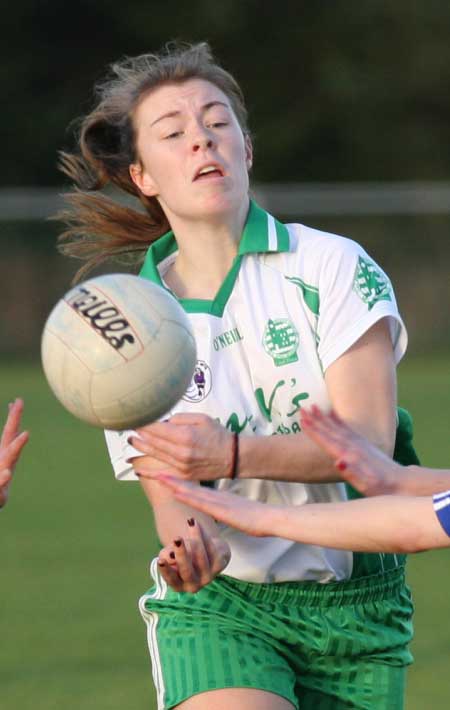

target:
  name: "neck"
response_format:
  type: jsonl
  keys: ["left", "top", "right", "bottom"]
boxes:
{"left": 164, "top": 199, "right": 249, "bottom": 299}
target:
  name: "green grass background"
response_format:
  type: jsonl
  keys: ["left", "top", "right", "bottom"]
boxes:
{"left": 1, "top": 357, "right": 449, "bottom": 709}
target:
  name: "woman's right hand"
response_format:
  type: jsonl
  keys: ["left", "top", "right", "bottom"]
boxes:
{"left": 157, "top": 518, "right": 231, "bottom": 593}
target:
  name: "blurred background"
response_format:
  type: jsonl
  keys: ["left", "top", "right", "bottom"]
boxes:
{"left": 1, "top": 2, "right": 449, "bottom": 709}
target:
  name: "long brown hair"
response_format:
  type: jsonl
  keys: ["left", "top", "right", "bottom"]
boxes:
{"left": 56, "top": 42, "right": 250, "bottom": 281}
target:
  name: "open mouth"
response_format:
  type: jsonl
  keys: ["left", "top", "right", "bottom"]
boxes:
{"left": 194, "top": 165, "right": 224, "bottom": 181}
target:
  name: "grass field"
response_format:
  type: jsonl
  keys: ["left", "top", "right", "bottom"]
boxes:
{"left": 1, "top": 357, "right": 449, "bottom": 709}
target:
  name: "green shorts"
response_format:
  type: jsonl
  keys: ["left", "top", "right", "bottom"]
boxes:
{"left": 139, "top": 560, "right": 413, "bottom": 710}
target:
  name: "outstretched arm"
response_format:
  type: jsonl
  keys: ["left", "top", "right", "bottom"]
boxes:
{"left": 0, "top": 399, "right": 29, "bottom": 508}
{"left": 157, "top": 475, "right": 450, "bottom": 553}
{"left": 299, "top": 405, "right": 450, "bottom": 496}
{"left": 130, "top": 320, "right": 397, "bottom": 484}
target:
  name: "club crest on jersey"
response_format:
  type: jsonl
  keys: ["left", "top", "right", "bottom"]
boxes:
{"left": 183, "top": 360, "right": 212, "bottom": 402}
{"left": 353, "top": 256, "right": 392, "bottom": 310}
{"left": 263, "top": 319, "right": 299, "bottom": 367}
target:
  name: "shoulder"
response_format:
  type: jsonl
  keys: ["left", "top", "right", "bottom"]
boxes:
{"left": 264, "top": 222, "right": 368, "bottom": 279}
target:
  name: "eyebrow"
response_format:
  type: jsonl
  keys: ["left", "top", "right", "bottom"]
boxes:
{"left": 150, "top": 101, "right": 229, "bottom": 127}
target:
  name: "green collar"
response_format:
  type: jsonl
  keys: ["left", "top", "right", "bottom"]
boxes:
{"left": 139, "top": 200, "right": 290, "bottom": 315}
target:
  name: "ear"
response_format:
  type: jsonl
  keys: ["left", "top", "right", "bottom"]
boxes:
{"left": 244, "top": 134, "right": 253, "bottom": 171}
{"left": 129, "top": 163, "right": 158, "bottom": 197}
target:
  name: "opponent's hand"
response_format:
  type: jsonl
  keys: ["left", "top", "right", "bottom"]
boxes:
{"left": 0, "top": 399, "right": 29, "bottom": 508}
{"left": 157, "top": 476, "right": 274, "bottom": 538}
{"left": 300, "top": 405, "right": 401, "bottom": 496}
{"left": 157, "top": 518, "right": 231, "bottom": 593}
{"left": 128, "top": 413, "right": 235, "bottom": 481}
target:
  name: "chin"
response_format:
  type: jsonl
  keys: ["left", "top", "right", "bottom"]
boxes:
{"left": 198, "top": 191, "right": 247, "bottom": 219}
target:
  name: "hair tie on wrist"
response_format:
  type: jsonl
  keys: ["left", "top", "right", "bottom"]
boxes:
{"left": 229, "top": 432, "right": 239, "bottom": 479}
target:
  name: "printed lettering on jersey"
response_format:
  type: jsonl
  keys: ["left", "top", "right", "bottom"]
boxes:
{"left": 353, "top": 256, "right": 392, "bottom": 311}
{"left": 182, "top": 360, "right": 212, "bottom": 403}
{"left": 263, "top": 319, "right": 299, "bottom": 366}
{"left": 213, "top": 327, "right": 244, "bottom": 351}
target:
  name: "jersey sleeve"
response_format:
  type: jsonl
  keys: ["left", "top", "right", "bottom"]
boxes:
{"left": 104, "top": 428, "right": 143, "bottom": 481}
{"left": 313, "top": 234, "right": 407, "bottom": 372}
{"left": 433, "top": 490, "right": 450, "bottom": 537}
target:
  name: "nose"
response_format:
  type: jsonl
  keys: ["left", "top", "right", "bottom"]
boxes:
{"left": 192, "top": 137, "right": 214, "bottom": 152}
{"left": 192, "top": 126, "right": 215, "bottom": 152}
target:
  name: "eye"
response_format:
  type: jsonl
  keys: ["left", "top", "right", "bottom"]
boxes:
{"left": 164, "top": 130, "right": 183, "bottom": 140}
{"left": 209, "top": 121, "right": 228, "bottom": 129}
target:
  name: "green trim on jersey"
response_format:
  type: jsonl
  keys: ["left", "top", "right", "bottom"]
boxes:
{"left": 139, "top": 200, "right": 290, "bottom": 316}
{"left": 179, "top": 256, "right": 243, "bottom": 317}
{"left": 285, "top": 276, "right": 320, "bottom": 316}
{"left": 238, "top": 200, "right": 290, "bottom": 254}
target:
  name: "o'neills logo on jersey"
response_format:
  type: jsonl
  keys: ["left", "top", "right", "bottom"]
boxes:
{"left": 263, "top": 319, "right": 299, "bottom": 367}
{"left": 183, "top": 360, "right": 212, "bottom": 402}
{"left": 213, "top": 327, "right": 243, "bottom": 351}
{"left": 66, "top": 286, "right": 139, "bottom": 354}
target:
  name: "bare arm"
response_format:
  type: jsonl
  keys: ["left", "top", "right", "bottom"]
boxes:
{"left": 157, "top": 475, "right": 450, "bottom": 553}
{"left": 130, "top": 319, "right": 397, "bottom": 484}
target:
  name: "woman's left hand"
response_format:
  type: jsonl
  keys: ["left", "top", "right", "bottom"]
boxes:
{"left": 157, "top": 517, "right": 231, "bottom": 593}
{"left": 129, "top": 413, "right": 235, "bottom": 481}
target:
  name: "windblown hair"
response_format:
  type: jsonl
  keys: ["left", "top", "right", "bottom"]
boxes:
{"left": 56, "top": 41, "right": 249, "bottom": 281}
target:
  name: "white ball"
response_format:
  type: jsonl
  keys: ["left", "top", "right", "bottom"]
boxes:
{"left": 41, "top": 273, "right": 196, "bottom": 430}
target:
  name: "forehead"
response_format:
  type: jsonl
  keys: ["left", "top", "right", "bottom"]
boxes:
{"left": 134, "top": 78, "right": 231, "bottom": 124}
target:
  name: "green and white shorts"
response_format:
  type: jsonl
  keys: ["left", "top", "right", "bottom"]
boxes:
{"left": 139, "top": 559, "right": 413, "bottom": 710}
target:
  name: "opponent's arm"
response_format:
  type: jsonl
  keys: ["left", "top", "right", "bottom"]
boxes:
{"left": 130, "top": 319, "right": 397, "bottom": 484}
{"left": 158, "top": 475, "right": 450, "bottom": 553}
{"left": 0, "top": 399, "right": 29, "bottom": 508}
{"left": 300, "top": 405, "right": 450, "bottom": 496}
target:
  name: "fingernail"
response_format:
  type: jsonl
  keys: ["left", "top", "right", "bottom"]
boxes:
{"left": 336, "top": 460, "right": 347, "bottom": 471}
{"left": 174, "top": 538, "right": 182, "bottom": 547}
{"left": 169, "top": 551, "right": 176, "bottom": 559}
{"left": 187, "top": 518, "right": 195, "bottom": 527}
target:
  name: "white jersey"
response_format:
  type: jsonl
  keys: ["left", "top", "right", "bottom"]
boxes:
{"left": 105, "top": 201, "right": 407, "bottom": 584}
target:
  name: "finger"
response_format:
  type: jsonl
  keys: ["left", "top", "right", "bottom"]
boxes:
{"left": 185, "top": 519, "right": 231, "bottom": 577}
{"left": 301, "top": 411, "right": 349, "bottom": 458}
{"left": 0, "top": 468, "right": 12, "bottom": 507}
{"left": 301, "top": 418, "right": 343, "bottom": 457}
{"left": 0, "top": 431, "right": 29, "bottom": 470}
{"left": 156, "top": 559, "right": 186, "bottom": 592}
{"left": 129, "top": 433, "right": 192, "bottom": 469}
{"left": 0, "top": 399, "right": 24, "bottom": 448}
{"left": 181, "top": 522, "right": 211, "bottom": 581}
{"left": 158, "top": 475, "right": 245, "bottom": 527}
{"left": 136, "top": 421, "right": 190, "bottom": 444}
{"left": 0, "top": 468, "right": 12, "bottom": 487}
{"left": 207, "top": 538, "right": 231, "bottom": 576}
{"left": 130, "top": 463, "right": 179, "bottom": 480}
{"left": 172, "top": 537, "right": 198, "bottom": 581}
{"left": 138, "top": 413, "right": 209, "bottom": 435}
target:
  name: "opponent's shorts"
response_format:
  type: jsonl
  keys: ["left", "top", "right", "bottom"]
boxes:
{"left": 139, "top": 560, "right": 413, "bottom": 710}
